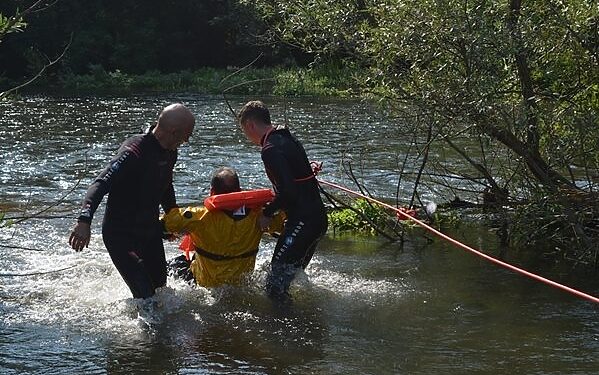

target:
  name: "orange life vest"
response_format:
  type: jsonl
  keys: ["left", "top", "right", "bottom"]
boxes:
{"left": 203, "top": 188, "right": 275, "bottom": 211}
{"left": 179, "top": 233, "right": 195, "bottom": 256}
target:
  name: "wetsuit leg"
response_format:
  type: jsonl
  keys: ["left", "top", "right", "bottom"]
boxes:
{"left": 266, "top": 213, "right": 328, "bottom": 299}
{"left": 102, "top": 231, "right": 166, "bottom": 299}
{"left": 140, "top": 234, "right": 167, "bottom": 289}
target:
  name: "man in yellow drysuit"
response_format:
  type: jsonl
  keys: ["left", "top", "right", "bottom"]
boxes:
{"left": 162, "top": 167, "right": 285, "bottom": 287}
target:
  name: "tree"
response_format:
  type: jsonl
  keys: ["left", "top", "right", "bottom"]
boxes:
{"left": 0, "top": 0, "right": 307, "bottom": 82}
{"left": 243, "top": 0, "right": 599, "bottom": 261}
{"left": 245, "top": 0, "right": 597, "bottom": 192}
{"left": 0, "top": 0, "right": 69, "bottom": 99}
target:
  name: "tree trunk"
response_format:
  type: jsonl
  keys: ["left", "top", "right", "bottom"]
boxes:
{"left": 508, "top": 0, "right": 541, "bottom": 153}
{"left": 497, "top": 0, "right": 575, "bottom": 191}
{"left": 483, "top": 122, "right": 574, "bottom": 190}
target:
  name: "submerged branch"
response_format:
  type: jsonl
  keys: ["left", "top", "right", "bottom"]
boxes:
{"left": 9, "top": 174, "right": 82, "bottom": 226}
{"left": 2, "top": 152, "right": 87, "bottom": 227}
{"left": 0, "top": 261, "right": 92, "bottom": 277}
{"left": 0, "top": 244, "right": 44, "bottom": 252}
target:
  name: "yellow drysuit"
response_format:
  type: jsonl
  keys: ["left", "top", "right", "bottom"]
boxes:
{"left": 163, "top": 206, "right": 284, "bottom": 287}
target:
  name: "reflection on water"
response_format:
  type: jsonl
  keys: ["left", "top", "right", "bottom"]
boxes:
{"left": 1, "top": 95, "right": 599, "bottom": 374}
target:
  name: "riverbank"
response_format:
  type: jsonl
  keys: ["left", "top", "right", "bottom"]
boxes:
{"left": 5, "top": 64, "right": 359, "bottom": 97}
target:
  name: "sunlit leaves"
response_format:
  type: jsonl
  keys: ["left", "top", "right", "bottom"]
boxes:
{"left": 0, "top": 211, "right": 13, "bottom": 228}
{"left": 0, "top": 12, "right": 27, "bottom": 41}
{"left": 328, "top": 198, "right": 390, "bottom": 234}
{"left": 246, "top": 0, "right": 598, "bottom": 191}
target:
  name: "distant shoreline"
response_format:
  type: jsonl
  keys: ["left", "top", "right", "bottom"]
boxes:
{"left": 3, "top": 65, "right": 359, "bottom": 98}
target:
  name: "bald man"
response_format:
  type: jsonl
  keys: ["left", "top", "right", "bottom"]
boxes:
{"left": 69, "top": 103, "right": 195, "bottom": 299}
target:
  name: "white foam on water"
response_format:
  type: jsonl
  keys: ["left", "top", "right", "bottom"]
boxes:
{"left": 1, "top": 220, "right": 411, "bottom": 345}
{"left": 304, "top": 261, "right": 412, "bottom": 306}
{"left": 253, "top": 239, "right": 413, "bottom": 306}
{"left": 0, "top": 227, "right": 218, "bottom": 339}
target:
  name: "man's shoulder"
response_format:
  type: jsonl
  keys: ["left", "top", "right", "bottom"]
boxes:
{"left": 164, "top": 206, "right": 208, "bottom": 222}
{"left": 271, "top": 127, "right": 293, "bottom": 140}
{"left": 118, "top": 134, "right": 145, "bottom": 154}
{"left": 262, "top": 131, "right": 288, "bottom": 153}
{"left": 262, "top": 130, "right": 303, "bottom": 159}
{"left": 119, "top": 133, "right": 166, "bottom": 159}
{"left": 121, "top": 133, "right": 146, "bottom": 145}
{"left": 269, "top": 128, "right": 301, "bottom": 146}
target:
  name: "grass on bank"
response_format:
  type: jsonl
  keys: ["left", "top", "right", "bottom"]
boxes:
{"left": 7, "top": 64, "right": 359, "bottom": 97}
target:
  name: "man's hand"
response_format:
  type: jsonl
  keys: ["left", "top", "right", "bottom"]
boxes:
{"left": 69, "top": 222, "right": 91, "bottom": 252}
{"left": 258, "top": 213, "right": 273, "bottom": 231}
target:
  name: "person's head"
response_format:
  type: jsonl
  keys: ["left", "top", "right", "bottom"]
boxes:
{"left": 238, "top": 100, "right": 272, "bottom": 146}
{"left": 210, "top": 167, "right": 241, "bottom": 195}
{"left": 153, "top": 103, "right": 195, "bottom": 150}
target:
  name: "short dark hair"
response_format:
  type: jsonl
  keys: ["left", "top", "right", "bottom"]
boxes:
{"left": 238, "top": 100, "right": 271, "bottom": 125}
{"left": 210, "top": 167, "right": 241, "bottom": 194}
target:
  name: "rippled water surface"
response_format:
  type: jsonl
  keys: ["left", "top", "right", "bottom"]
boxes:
{"left": 1, "top": 95, "right": 598, "bottom": 374}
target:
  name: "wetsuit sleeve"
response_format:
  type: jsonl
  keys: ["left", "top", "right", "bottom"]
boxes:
{"left": 160, "top": 150, "right": 178, "bottom": 213}
{"left": 161, "top": 182, "right": 177, "bottom": 213}
{"left": 77, "top": 143, "right": 141, "bottom": 224}
{"left": 261, "top": 147, "right": 299, "bottom": 217}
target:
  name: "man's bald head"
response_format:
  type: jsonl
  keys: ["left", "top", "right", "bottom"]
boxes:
{"left": 153, "top": 103, "right": 195, "bottom": 150}
{"left": 157, "top": 103, "right": 195, "bottom": 130}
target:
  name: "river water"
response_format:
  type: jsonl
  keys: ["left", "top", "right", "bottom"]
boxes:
{"left": 1, "top": 95, "right": 598, "bottom": 374}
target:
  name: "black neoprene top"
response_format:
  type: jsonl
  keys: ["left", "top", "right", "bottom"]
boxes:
{"left": 77, "top": 132, "right": 178, "bottom": 238}
{"left": 260, "top": 126, "right": 325, "bottom": 219}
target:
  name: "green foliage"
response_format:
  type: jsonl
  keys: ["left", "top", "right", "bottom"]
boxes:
{"left": 0, "top": 211, "right": 13, "bottom": 228}
{"left": 328, "top": 198, "right": 390, "bottom": 235}
{"left": 431, "top": 210, "right": 461, "bottom": 231}
{"left": 0, "top": 0, "right": 308, "bottom": 81}
{"left": 0, "top": 12, "right": 27, "bottom": 39}
{"left": 246, "top": 0, "right": 599, "bottom": 260}
{"left": 273, "top": 63, "right": 356, "bottom": 97}
{"left": 246, "top": 0, "right": 598, "bottom": 188}
{"left": 44, "top": 65, "right": 353, "bottom": 96}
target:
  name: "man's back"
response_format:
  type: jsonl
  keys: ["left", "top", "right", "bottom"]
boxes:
{"left": 163, "top": 206, "right": 284, "bottom": 287}
{"left": 261, "top": 127, "right": 324, "bottom": 219}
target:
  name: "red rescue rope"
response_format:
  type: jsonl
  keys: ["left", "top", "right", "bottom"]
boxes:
{"left": 316, "top": 174, "right": 599, "bottom": 304}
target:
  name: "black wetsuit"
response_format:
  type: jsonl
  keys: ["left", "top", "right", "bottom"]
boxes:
{"left": 260, "top": 126, "right": 328, "bottom": 298}
{"left": 77, "top": 132, "right": 177, "bottom": 298}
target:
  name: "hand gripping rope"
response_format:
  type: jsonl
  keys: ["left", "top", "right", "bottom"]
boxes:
{"left": 310, "top": 162, "right": 599, "bottom": 304}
